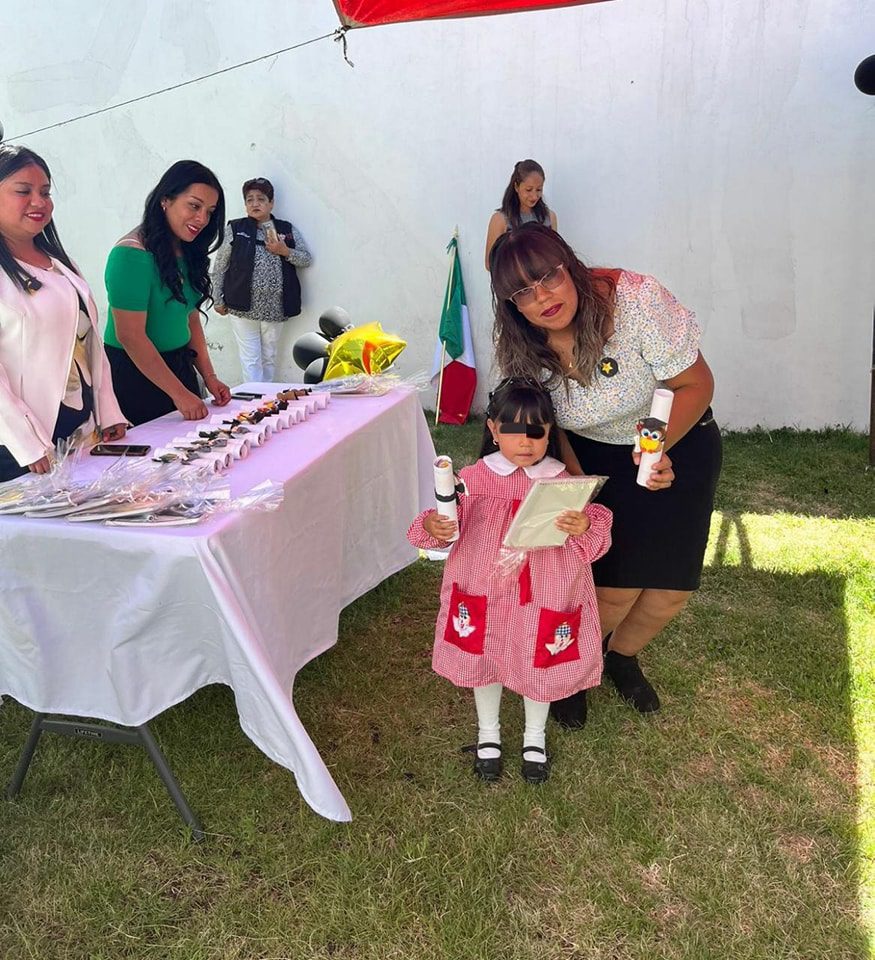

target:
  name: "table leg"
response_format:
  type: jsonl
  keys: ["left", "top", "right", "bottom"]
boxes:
{"left": 4, "top": 713, "right": 205, "bottom": 842}
{"left": 136, "top": 724, "right": 205, "bottom": 841}
{"left": 5, "top": 712, "right": 46, "bottom": 798}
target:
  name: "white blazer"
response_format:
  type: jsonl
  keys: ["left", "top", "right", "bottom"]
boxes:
{"left": 0, "top": 259, "right": 126, "bottom": 468}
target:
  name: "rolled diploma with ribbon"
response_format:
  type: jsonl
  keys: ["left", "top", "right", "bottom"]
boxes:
{"left": 172, "top": 436, "right": 231, "bottom": 463}
{"left": 636, "top": 388, "right": 674, "bottom": 487}
{"left": 239, "top": 410, "right": 273, "bottom": 438}
{"left": 242, "top": 422, "right": 269, "bottom": 444}
{"left": 209, "top": 416, "right": 266, "bottom": 445}
{"left": 283, "top": 401, "right": 310, "bottom": 421}
{"left": 226, "top": 437, "right": 250, "bottom": 460}
{"left": 260, "top": 409, "right": 288, "bottom": 430}
{"left": 240, "top": 415, "right": 272, "bottom": 440}
{"left": 154, "top": 446, "right": 210, "bottom": 468}
{"left": 177, "top": 447, "right": 227, "bottom": 473}
{"left": 433, "top": 455, "right": 460, "bottom": 543}
{"left": 205, "top": 450, "right": 233, "bottom": 472}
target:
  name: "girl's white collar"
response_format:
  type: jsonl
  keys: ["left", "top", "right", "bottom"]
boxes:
{"left": 483, "top": 451, "right": 565, "bottom": 478}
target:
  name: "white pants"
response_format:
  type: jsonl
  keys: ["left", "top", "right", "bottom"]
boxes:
{"left": 230, "top": 315, "right": 284, "bottom": 383}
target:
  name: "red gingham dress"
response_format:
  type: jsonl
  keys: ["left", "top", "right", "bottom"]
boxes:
{"left": 408, "top": 459, "right": 613, "bottom": 702}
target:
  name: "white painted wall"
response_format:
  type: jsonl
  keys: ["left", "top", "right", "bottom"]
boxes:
{"left": 2, "top": 0, "right": 873, "bottom": 429}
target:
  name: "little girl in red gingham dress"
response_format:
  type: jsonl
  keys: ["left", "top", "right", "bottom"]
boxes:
{"left": 407, "top": 380, "right": 612, "bottom": 784}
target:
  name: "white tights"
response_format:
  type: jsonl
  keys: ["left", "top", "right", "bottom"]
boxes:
{"left": 473, "top": 683, "right": 550, "bottom": 761}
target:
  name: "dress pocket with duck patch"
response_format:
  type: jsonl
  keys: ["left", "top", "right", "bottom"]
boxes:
{"left": 533, "top": 606, "right": 583, "bottom": 668}
{"left": 443, "top": 583, "right": 487, "bottom": 655}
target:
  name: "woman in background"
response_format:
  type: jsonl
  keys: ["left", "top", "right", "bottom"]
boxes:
{"left": 212, "top": 176, "right": 312, "bottom": 383}
{"left": 104, "top": 159, "right": 231, "bottom": 425}
{"left": 484, "top": 159, "right": 557, "bottom": 269}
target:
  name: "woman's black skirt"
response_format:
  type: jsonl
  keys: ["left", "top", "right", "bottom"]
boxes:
{"left": 105, "top": 343, "right": 200, "bottom": 427}
{"left": 566, "top": 410, "right": 722, "bottom": 591}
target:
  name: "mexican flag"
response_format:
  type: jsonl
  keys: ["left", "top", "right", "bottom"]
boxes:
{"left": 432, "top": 236, "right": 476, "bottom": 425}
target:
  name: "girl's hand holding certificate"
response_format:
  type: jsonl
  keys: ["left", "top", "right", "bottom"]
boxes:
{"left": 555, "top": 509, "right": 591, "bottom": 538}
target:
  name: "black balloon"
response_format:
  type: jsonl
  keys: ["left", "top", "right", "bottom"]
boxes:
{"left": 855, "top": 55, "right": 875, "bottom": 95}
{"left": 304, "top": 357, "right": 328, "bottom": 384}
{"left": 292, "top": 306, "right": 352, "bottom": 383}
{"left": 292, "top": 331, "right": 329, "bottom": 371}
{"left": 318, "top": 305, "right": 353, "bottom": 341}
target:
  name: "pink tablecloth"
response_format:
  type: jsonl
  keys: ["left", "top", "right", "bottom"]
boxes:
{"left": 0, "top": 385, "right": 435, "bottom": 821}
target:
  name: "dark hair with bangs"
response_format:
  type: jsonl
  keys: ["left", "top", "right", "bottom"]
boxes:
{"left": 140, "top": 160, "right": 225, "bottom": 315}
{"left": 0, "top": 144, "right": 77, "bottom": 292}
{"left": 489, "top": 223, "right": 616, "bottom": 390}
{"left": 480, "top": 379, "right": 561, "bottom": 459}
{"left": 498, "top": 159, "right": 550, "bottom": 229}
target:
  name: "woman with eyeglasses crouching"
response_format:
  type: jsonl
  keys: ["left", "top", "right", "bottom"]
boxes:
{"left": 489, "top": 223, "right": 722, "bottom": 725}
{"left": 104, "top": 160, "right": 231, "bottom": 426}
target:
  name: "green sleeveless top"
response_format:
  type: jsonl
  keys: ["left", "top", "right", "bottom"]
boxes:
{"left": 104, "top": 245, "right": 198, "bottom": 352}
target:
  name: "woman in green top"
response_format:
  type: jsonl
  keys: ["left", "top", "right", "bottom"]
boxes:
{"left": 104, "top": 160, "right": 231, "bottom": 425}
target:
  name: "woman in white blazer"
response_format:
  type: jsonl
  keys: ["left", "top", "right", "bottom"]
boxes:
{"left": 0, "top": 144, "right": 126, "bottom": 482}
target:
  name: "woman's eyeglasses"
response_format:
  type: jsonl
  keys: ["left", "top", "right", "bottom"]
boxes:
{"left": 508, "top": 263, "right": 567, "bottom": 308}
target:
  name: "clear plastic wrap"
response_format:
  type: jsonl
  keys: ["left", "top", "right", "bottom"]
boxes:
{"left": 105, "top": 478, "right": 284, "bottom": 526}
{"left": 1, "top": 391, "right": 300, "bottom": 525}
{"left": 494, "top": 475, "right": 608, "bottom": 580}
{"left": 307, "top": 369, "right": 430, "bottom": 397}
{"left": 0, "top": 439, "right": 93, "bottom": 515}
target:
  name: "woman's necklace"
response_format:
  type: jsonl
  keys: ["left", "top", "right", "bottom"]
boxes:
{"left": 551, "top": 335, "right": 576, "bottom": 372}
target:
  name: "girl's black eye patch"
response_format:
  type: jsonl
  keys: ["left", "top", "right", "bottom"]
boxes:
{"left": 498, "top": 423, "right": 546, "bottom": 439}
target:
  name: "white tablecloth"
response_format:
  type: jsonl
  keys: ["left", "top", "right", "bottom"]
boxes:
{"left": 0, "top": 385, "right": 435, "bottom": 821}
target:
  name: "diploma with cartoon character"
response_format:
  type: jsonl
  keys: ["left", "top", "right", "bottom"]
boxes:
{"left": 635, "top": 388, "right": 674, "bottom": 487}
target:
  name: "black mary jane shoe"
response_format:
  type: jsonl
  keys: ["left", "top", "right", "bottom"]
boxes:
{"left": 603, "top": 651, "right": 661, "bottom": 713}
{"left": 462, "top": 742, "right": 503, "bottom": 782}
{"left": 521, "top": 746, "right": 550, "bottom": 784}
{"left": 549, "top": 689, "right": 587, "bottom": 730}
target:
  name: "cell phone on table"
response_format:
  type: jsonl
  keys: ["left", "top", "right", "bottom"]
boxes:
{"left": 231, "top": 391, "right": 263, "bottom": 400}
{"left": 90, "top": 443, "right": 151, "bottom": 457}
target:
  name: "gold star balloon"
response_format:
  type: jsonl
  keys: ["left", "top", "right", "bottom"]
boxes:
{"left": 323, "top": 322, "right": 407, "bottom": 381}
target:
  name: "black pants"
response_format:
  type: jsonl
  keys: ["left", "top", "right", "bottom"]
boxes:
{"left": 105, "top": 343, "right": 200, "bottom": 427}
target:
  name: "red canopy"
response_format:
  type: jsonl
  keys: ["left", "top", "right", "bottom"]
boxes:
{"left": 334, "top": 0, "right": 609, "bottom": 28}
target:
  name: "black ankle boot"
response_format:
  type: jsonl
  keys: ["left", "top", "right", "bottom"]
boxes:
{"left": 603, "top": 651, "right": 661, "bottom": 713}
{"left": 549, "top": 689, "right": 587, "bottom": 730}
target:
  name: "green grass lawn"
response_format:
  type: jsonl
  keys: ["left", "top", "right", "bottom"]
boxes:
{"left": 1, "top": 424, "right": 872, "bottom": 960}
